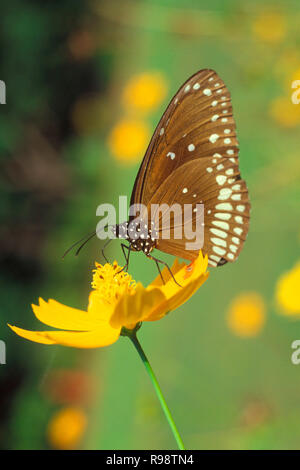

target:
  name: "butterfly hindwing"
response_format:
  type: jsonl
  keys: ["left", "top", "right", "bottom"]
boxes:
{"left": 145, "top": 158, "right": 250, "bottom": 265}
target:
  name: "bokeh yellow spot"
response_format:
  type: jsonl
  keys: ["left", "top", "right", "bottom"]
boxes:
{"left": 252, "top": 12, "right": 286, "bottom": 43}
{"left": 227, "top": 292, "right": 266, "bottom": 337}
{"left": 108, "top": 119, "right": 150, "bottom": 163}
{"left": 274, "top": 49, "right": 300, "bottom": 81}
{"left": 122, "top": 72, "right": 168, "bottom": 113}
{"left": 291, "top": 68, "right": 300, "bottom": 83}
{"left": 276, "top": 261, "right": 300, "bottom": 316}
{"left": 269, "top": 96, "right": 300, "bottom": 127}
{"left": 47, "top": 407, "right": 87, "bottom": 450}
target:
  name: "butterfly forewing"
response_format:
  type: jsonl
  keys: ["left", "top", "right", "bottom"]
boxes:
{"left": 130, "top": 69, "right": 250, "bottom": 267}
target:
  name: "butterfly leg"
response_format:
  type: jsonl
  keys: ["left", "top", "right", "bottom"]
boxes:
{"left": 115, "top": 243, "right": 131, "bottom": 276}
{"left": 146, "top": 254, "right": 182, "bottom": 288}
{"left": 121, "top": 243, "right": 131, "bottom": 272}
{"left": 154, "top": 259, "right": 165, "bottom": 285}
{"left": 101, "top": 238, "right": 112, "bottom": 264}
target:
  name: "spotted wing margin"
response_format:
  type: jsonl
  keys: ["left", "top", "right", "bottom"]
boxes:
{"left": 145, "top": 159, "right": 250, "bottom": 266}
{"left": 130, "top": 69, "right": 239, "bottom": 209}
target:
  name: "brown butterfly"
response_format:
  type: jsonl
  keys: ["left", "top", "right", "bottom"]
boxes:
{"left": 66, "top": 69, "right": 250, "bottom": 278}
{"left": 113, "top": 69, "right": 250, "bottom": 272}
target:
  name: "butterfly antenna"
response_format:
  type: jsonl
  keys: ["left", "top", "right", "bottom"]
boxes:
{"left": 62, "top": 225, "right": 115, "bottom": 259}
{"left": 62, "top": 231, "right": 96, "bottom": 259}
{"left": 75, "top": 232, "right": 97, "bottom": 256}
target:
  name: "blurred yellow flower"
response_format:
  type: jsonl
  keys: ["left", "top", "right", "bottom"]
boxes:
{"left": 8, "top": 253, "right": 209, "bottom": 348}
{"left": 252, "top": 11, "right": 286, "bottom": 43}
{"left": 122, "top": 72, "right": 168, "bottom": 113}
{"left": 274, "top": 49, "right": 300, "bottom": 81}
{"left": 291, "top": 68, "right": 300, "bottom": 83}
{"left": 276, "top": 261, "right": 300, "bottom": 315}
{"left": 47, "top": 407, "right": 87, "bottom": 450}
{"left": 269, "top": 96, "right": 300, "bottom": 127}
{"left": 108, "top": 119, "right": 150, "bottom": 163}
{"left": 227, "top": 292, "right": 266, "bottom": 337}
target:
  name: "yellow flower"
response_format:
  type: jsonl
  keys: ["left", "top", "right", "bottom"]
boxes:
{"left": 252, "top": 11, "right": 286, "bottom": 43}
{"left": 122, "top": 72, "right": 168, "bottom": 113}
{"left": 47, "top": 407, "right": 87, "bottom": 450}
{"left": 8, "top": 253, "right": 209, "bottom": 348}
{"left": 269, "top": 96, "right": 300, "bottom": 127}
{"left": 108, "top": 119, "right": 150, "bottom": 163}
{"left": 276, "top": 261, "right": 300, "bottom": 315}
{"left": 227, "top": 292, "right": 266, "bottom": 337}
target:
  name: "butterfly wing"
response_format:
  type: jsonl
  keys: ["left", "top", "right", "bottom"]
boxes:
{"left": 130, "top": 69, "right": 250, "bottom": 266}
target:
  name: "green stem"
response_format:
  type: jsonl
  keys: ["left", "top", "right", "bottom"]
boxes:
{"left": 128, "top": 332, "right": 185, "bottom": 450}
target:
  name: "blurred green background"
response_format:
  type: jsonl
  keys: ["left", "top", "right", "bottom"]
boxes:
{"left": 1, "top": 0, "right": 300, "bottom": 450}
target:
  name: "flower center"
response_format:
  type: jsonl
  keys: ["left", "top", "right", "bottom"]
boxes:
{"left": 91, "top": 261, "right": 136, "bottom": 305}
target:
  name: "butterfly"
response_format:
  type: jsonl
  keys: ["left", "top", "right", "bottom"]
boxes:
{"left": 113, "top": 69, "right": 250, "bottom": 272}
{"left": 66, "top": 69, "right": 250, "bottom": 278}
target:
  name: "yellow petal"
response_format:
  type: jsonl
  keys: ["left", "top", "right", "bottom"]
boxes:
{"left": 8, "top": 323, "right": 121, "bottom": 348}
{"left": 87, "top": 291, "right": 115, "bottom": 323}
{"left": 32, "top": 298, "right": 97, "bottom": 331}
{"left": 8, "top": 324, "right": 56, "bottom": 344}
{"left": 111, "top": 282, "right": 166, "bottom": 329}
{"left": 144, "top": 252, "right": 209, "bottom": 321}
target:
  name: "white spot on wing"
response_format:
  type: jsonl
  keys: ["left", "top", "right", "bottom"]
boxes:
{"left": 216, "top": 175, "right": 227, "bottom": 185}
{"left": 216, "top": 202, "right": 233, "bottom": 211}
{"left": 209, "top": 133, "right": 219, "bottom": 143}
{"left": 211, "top": 237, "right": 227, "bottom": 247}
{"left": 234, "top": 227, "right": 243, "bottom": 235}
{"left": 166, "top": 152, "right": 175, "bottom": 160}
{"left": 215, "top": 212, "right": 231, "bottom": 220}
{"left": 213, "top": 246, "right": 226, "bottom": 256}
{"left": 212, "top": 220, "right": 229, "bottom": 230}
{"left": 210, "top": 228, "right": 228, "bottom": 239}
